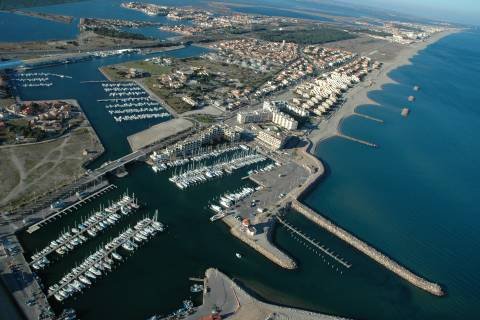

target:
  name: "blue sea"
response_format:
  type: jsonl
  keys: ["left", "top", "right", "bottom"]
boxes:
{"left": 304, "top": 30, "right": 480, "bottom": 318}
{"left": 3, "top": 1, "right": 480, "bottom": 319}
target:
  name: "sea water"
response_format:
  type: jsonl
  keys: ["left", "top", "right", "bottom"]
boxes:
{"left": 13, "top": 18, "right": 480, "bottom": 320}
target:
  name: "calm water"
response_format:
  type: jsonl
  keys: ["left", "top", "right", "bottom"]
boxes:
{"left": 0, "top": 11, "right": 78, "bottom": 42}
{"left": 1, "top": 0, "right": 200, "bottom": 43}
{"left": 305, "top": 30, "right": 480, "bottom": 319}
{"left": 11, "top": 13, "right": 480, "bottom": 320}
{"left": 13, "top": 45, "right": 209, "bottom": 164}
{"left": 229, "top": 5, "right": 333, "bottom": 22}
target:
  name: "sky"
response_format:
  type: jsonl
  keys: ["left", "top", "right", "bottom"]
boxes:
{"left": 343, "top": 0, "right": 480, "bottom": 25}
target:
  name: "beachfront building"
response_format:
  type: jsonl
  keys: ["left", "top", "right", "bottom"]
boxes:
{"left": 237, "top": 110, "right": 272, "bottom": 124}
{"left": 164, "top": 125, "right": 240, "bottom": 156}
{"left": 263, "top": 100, "right": 309, "bottom": 118}
{"left": 256, "top": 129, "right": 290, "bottom": 150}
{"left": 272, "top": 110, "right": 298, "bottom": 131}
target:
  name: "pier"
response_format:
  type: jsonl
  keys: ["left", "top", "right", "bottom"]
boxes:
{"left": 338, "top": 133, "right": 378, "bottom": 148}
{"left": 291, "top": 199, "right": 444, "bottom": 296}
{"left": 276, "top": 216, "right": 351, "bottom": 269}
{"left": 29, "top": 193, "right": 139, "bottom": 268}
{"left": 26, "top": 184, "right": 117, "bottom": 234}
{"left": 288, "top": 140, "right": 444, "bottom": 296}
{"left": 47, "top": 217, "right": 162, "bottom": 299}
{"left": 354, "top": 112, "right": 384, "bottom": 123}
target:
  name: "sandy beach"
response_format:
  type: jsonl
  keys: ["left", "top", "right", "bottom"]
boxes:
{"left": 308, "top": 29, "right": 460, "bottom": 153}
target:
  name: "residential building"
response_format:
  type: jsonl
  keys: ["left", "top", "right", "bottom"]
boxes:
{"left": 236, "top": 110, "right": 272, "bottom": 124}
{"left": 256, "top": 130, "right": 290, "bottom": 150}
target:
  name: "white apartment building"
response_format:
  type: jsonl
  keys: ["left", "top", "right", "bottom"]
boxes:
{"left": 256, "top": 130, "right": 289, "bottom": 150}
{"left": 272, "top": 110, "right": 298, "bottom": 130}
{"left": 236, "top": 110, "right": 272, "bottom": 124}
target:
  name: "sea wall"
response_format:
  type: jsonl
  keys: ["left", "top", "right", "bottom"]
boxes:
{"left": 223, "top": 215, "right": 296, "bottom": 270}
{"left": 290, "top": 140, "right": 444, "bottom": 296}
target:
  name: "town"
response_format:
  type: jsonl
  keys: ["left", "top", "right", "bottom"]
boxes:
{"left": 0, "top": 1, "right": 454, "bottom": 320}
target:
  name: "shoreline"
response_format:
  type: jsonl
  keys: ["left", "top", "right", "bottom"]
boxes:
{"left": 291, "top": 30, "right": 463, "bottom": 296}
{"left": 184, "top": 268, "right": 348, "bottom": 320}
{"left": 309, "top": 29, "right": 461, "bottom": 153}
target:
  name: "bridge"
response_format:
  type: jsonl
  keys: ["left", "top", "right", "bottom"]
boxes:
{"left": 12, "top": 125, "right": 196, "bottom": 220}
{"left": 86, "top": 125, "right": 198, "bottom": 180}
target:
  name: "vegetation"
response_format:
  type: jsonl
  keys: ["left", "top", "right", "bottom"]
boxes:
{"left": 0, "top": 126, "right": 101, "bottom": 210}
{"left": 224, "top": 26, "right": 267, "bottom": 35}
{"left": 393, "top": 24, "right": 423, "bottom": 32}
{"left": 358, "top": 29, "right": 393, "bottom": 37}
{"left": 104, "top": 56, "right": 277, "bottom": 114}
{"left": 4, "top": 118, "right": 46, "bottom": 143}
{"left": 190, "top": 114, "right": 217, "bottom": 124}
{"left": 256, "top": 27, "right": 356, "bottom": 44}
{"left": 91, "top": 27, "right": 152, "bottom": 41}
{"left": 0, "top": 0, "right": 84, "bottom": 10}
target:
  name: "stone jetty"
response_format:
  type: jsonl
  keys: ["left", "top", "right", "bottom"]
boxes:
{"left": 289, "top": 139, "right": 444, "bottom": 297}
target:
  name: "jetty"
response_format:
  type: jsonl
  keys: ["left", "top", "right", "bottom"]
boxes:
{"left": 337, "top": 133, "right": 378, "bottom": 148}
{"left": 182, "top": 268, "right": 347, "bottom": 320}
{"left": 26, "top": 184, "right": 117, "bottom": 234}
{"left": 29, "top": 193, "right": 139, "bottom": 269}
{"left": 276, "top": 216, "right": 351, "bottom": 269}
{"left": 47, "top": 216, "right": 163, "bottom": 300}
{"left": 354, "top": 112, "right": 384, "bottom": 123}
{"left": 289, "top": 140, "right": 444, "bottom": 296}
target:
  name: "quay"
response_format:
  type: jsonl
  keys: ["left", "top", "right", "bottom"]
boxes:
{"left": 26, "top": 184, "right": 117, "bottom": 234}
{"left": 353, "top": 112, "right": 384, "bottom": 123}
{"left": 0, "top": 234, "right": 53, "bottom": 320}
{"left": 47, "top": 217, "right": 161, "bottom": 299}
{"left": 188, "top": 277, "right": 204, "bottom": 282}
{"left": 289, "top": 140, "right": 444, "bottom": 296}
{"left": 337, "top": 133, "right": 378, "bottom": 148}
{"left": 276, "top": 216, "right": 351, "bottom": 269}
{"left": 182, "top": 268, "right": 347, "bottom": 320}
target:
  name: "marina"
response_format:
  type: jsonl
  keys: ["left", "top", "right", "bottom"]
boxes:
{"left": 150, "top": 143, "right": 244, "bottom": 172}
{"left": 29, "top": 193, "right": 140, "bottom": 270}
{"left": 276, "top": 216, "right": 352, "bottom": 269}
{"left": 26, "top": 184, "right": 117, "bottom": 234}
{"left": 208, "top": 186, "right": 256, "bottom": 221}
{"left": 168, "top": 149, "right": 268, "bottom": 189}
{"left": 98, "top": 82, "right": 171, "bottom": 123}
{"left": 0, "top": 3, "right": 476, "bottom": 319}
{"left": 46, "top": 215, "right": 164, "bottom": 302}
{"left": 9, "top": 72, "right": 72, "bottom": 88}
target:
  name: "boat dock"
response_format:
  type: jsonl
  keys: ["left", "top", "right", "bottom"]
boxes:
{"left": 26, "top": 184, "right": 117, "bottom": 234}
{"left": 354, "top": 112, "right": 384, "bottom": 123}
{"left": 276, "top": 216, "right": 351, "bottom": 269}
{"left": 29, "top": 194, "right": 139, "bottom": 269}
{"left": 46, "top": 217, "right": 162, "bottom": 300}
{"left": 338, "top": 133, "right": 378, "bottom": 148}
{"left": 291, "top": 199, "right": 444, "bottom": 296}
{"left": 188, "top": 277, "right": 204, "bottom": 282}
{"left": 80, "top": 80, "right": 108, "bottom": 83}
